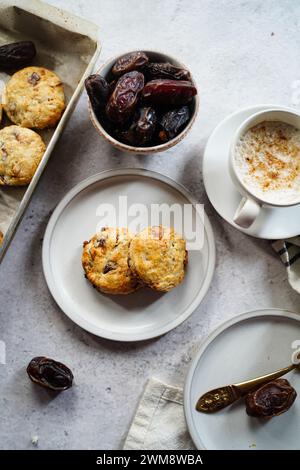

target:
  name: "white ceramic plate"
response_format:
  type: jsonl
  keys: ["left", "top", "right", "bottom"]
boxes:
{"left": 42, "top": 169, "right": 215, "bottom": 341}
{"left": 184, "top": 308, "right": 300, "bottom": 450}
{"left": 203, "top": 104, "right": 300, "bottom": 239}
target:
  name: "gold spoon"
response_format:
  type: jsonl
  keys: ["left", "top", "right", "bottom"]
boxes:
{"left": 196, "top": 363, "right": 298, "bottom": 413}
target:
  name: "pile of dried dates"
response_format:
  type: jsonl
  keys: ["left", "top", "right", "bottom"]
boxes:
{"left": 85, "top": 51, "right": 197, "bottom": 147}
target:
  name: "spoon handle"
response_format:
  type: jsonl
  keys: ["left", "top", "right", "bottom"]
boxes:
{"left": 233, "top": 364, "right": 296, "bottom": 396}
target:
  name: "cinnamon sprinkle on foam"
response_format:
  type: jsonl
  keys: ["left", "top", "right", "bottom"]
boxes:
{"left": 235, "top": 121, "right": 300, "bottom": 203}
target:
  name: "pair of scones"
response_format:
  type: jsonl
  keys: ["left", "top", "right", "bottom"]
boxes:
{"left": 0, "top": 66, "right": 65, "bottom": 186}
{"left": 82, "top": 226, "right": 187, "bottom": 295}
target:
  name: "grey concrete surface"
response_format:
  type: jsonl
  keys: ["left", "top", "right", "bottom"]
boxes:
{"left": 1, "top": 0, "right": 300, "bottom": 449}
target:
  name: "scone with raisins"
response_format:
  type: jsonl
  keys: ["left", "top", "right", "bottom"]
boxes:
{"left": 0, "top": 125, "right": 45, "bottom": 185}
{"left": 82, "top": 227, "right": 140, "bottom": 295}
{"left": 128, "top": 225, "right": 187, "bottom": 292}
{"left": 3, "top": 66, "right": 65, "bottom": 129}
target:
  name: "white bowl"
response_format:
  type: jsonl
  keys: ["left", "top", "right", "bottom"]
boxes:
{"left": 88, "top": 50, "right": 199, "bottom": 154}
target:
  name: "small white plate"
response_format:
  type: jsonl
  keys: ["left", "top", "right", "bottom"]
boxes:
{"left": 184, "top": 308, "right": 300, "bottom": 450}
{"left": 42, "top": 169, "right": 215, "bottom": 342}
{"left": 203, "top": 104, "right": 300, "bottom": 239}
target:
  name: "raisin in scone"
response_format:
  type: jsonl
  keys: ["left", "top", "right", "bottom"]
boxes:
{"left": 3, "top": 66, "right": 65, "bottom": 129}
{"left": 0, "top": 125, "right": 45, "bottom": 185}
{"left": 82, "top": 227, "right": 140, "bottom": 295}
{"left": 128, "top": 225, "right": 188, "bottom": 292}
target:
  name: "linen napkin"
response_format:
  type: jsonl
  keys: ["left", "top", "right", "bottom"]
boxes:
{"left": 272, "top": 237, "right": 300, "bottom": 293}
{"left": 123, "top": 378, "right": 195, "bottom": 450}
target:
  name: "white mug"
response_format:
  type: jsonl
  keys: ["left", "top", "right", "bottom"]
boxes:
{"left": 229, "top": 108, "right": 300, "bottom": 228}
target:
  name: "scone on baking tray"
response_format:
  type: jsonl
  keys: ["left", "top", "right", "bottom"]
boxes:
{"left": 129, "top": 225, "right": 188, "bottom": 292}
{"left": 0, "top": 125, "right": 45, "bottom": 186}
{"left": 82, "top": 227, "right": 141, "bottom": 295}
{"left": 3, "top": 66, "right": 65, "bottom": 129}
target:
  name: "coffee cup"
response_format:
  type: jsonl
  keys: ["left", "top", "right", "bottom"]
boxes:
{"left": 229, "top": 108, "right": 300, "bottom": 228}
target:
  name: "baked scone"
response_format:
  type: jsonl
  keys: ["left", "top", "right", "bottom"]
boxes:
{"left": 0, "top": 125, "right": 45, "bottom": 185}
{"left": 3, "top": 66, "right": 65, "bottom": 129}
{"left": 82, "top": 227, "right": 140, "bottom": 295}
{"left": 129, "top": 225, "right": 188, "bottom": 292}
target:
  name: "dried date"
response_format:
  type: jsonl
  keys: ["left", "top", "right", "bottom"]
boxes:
{"left": 28, "top": 72, "right": 40, "bottom": 86}
{"left": 141, "top": 79, "right": 196, "bottom": 107}
{"left": 118, "top": 107, "right": 157, "bottom": 146}
{"left": 133, "top": 106, "right": 157, "bottom": 145}
{"left": 158, "top": 106, "right": 190, "bottom": 142}
{"left": 0, "top": 41, "right": 36, "bottom": 70}
{"left": 106, "top": 71, "right": 144, "bottom": 124}
{"left": 27, "top": 356, "right": 73, "bottom": 391}
{"left": 112, "top": 51, "right": 149, "bottom": 76}
{"left": 245, "top": 378, "right": 297, "bottom": 418}
{"left": 85, "top": 74, "right": 111, "bottom": 113}
{"left": 144, "top": 62, "right": 191, "bottom": 81}
{"left": 103, "top": 261, "right": 117, "bottom": 274}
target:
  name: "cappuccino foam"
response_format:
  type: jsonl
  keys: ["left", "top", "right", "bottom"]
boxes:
{"left": 234, "top": 121, "right": 300, "bottom": 203}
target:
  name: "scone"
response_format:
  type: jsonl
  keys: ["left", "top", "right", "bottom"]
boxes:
{"left": 3, "top": 66, "right": 65, "bottom": 129}
{"left": 82, "top": 227, "right": 140, "bottom": 295}
{"left": 0, "top": 125, "right": 46, "bottom": 185}
{"left": 129, "top": 225, "right": 188, "bottom": 292}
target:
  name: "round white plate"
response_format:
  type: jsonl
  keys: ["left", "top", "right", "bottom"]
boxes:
{"left": 42, "top": 169, "right": 215, "bottom": 342}
{"left": 203, "top": 104, "right": 300, "bottom": 239}
{"left": 184, "top": 308, "right": 300, "bottom": 450}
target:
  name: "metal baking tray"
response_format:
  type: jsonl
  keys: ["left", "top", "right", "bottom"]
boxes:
{"left": 0, "top": 0, "right": 100, "bottom": 262}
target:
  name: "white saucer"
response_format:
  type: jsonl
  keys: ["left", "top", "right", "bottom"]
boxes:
{"left": 184, "top": 308, "right": 300, "bottom": 450}
{"left": 203, "top": 104, "right": 300, "bottom": 239}
{"left": 42, "top": 169, "right": 215, "bottom": 342}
